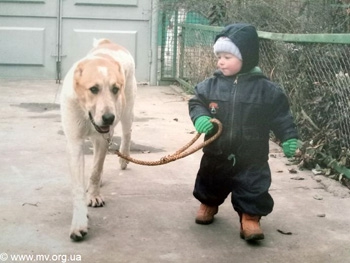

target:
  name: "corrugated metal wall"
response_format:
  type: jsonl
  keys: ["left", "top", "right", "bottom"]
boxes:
{"left": 0, "top": 0, "right": 154, "bottom": 82}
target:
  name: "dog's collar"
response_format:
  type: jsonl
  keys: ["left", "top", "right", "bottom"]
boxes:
{"left": 88, "top": 112, "right": 110, "bottom": 134}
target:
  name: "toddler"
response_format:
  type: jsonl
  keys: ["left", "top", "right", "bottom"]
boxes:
{"left": 188, "top": 23, "right": 298, "bottom": 241}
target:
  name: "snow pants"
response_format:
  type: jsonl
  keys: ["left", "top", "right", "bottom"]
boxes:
{"left": 193, "top": 153, "right": 274, "bottom": 216}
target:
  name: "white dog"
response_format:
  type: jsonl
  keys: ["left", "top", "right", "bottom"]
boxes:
{"left": 60, "top": 39, "right": 137, "bottom": 241}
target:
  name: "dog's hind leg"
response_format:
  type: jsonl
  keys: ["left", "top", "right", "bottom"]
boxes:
{"left": 66, "top": 139, "right": 89, "bottom": 241}
{"left": 87, "top": 136, "right": 108, "bottom": 207}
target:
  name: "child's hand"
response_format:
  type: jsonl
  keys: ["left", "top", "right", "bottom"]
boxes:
{"left": 282, "top": 138, "right": 298, "bottom": 158}
{"left": 194, "top": 116, "right": 214, "bottom": 135}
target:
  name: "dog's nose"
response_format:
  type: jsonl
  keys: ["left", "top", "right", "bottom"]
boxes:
{"left": 102, "top": 113, "right": 115, "bottom": 125}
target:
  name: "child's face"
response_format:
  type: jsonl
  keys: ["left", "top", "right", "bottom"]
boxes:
{"left": 216, "top": 52, "right": 242, "bottom": 76}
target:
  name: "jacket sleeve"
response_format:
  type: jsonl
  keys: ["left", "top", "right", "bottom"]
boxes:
{"left": 188, "top": 81, "right": 211, "bottom": 124}
{"left": 270, "top": 87, "right": 298, "bottom": 142}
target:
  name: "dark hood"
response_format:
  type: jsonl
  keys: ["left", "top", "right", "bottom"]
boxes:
{"left": 214, "top": 23, "right": 259, "bottom": 73}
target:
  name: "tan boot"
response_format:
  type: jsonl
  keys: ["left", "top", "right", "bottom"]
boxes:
{"left": 240, "top": 213, "right": 264, "bottom": 241}
{"left": 195, "top": 203, "right": 218, "bottom": 225}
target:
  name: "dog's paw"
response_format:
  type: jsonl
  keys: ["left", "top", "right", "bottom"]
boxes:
{"left": 87, "top": 194, "right": 105, "bottom": 207}
{"left": 119, "top": 158, "right": 129, "bottom": 170}
{"left": 70, "top": 228, "right": 88, "bottom": 242}
{"left": 70, "top": 212, "right": 88, "bottom": 241}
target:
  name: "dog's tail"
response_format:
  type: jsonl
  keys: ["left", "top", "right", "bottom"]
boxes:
{"left": 93, "top": 38, "right": 111, "bottom": 48}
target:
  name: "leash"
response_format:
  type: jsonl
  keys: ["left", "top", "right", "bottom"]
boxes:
{"left": 114, "top": 118, "right": 222, "bottom": 166}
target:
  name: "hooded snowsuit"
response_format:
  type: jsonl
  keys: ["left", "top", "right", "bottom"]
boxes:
{"left": 188, "top": 23, "right": 298, "bottom": 216}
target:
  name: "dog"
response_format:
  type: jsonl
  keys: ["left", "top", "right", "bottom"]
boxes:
{"left": 60, "top": 39, "right": 137, "bottom": 241}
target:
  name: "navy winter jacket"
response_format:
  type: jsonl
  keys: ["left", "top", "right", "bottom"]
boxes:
{"left": 188, "top": 23, "right": 298, "bottom": 163}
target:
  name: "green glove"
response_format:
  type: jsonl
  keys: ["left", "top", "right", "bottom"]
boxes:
{"left": 194, "top": 116, "right": 214, "bottom": 135}
{"left": 282, "top": 138, "right": 298, "bottom": 158}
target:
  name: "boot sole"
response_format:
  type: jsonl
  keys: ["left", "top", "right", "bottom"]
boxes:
{"left": 240, "top": 232, "right": 265, "bottom": 241}
{"left": 195, "top": 218, "right": 214, "bottom": 225}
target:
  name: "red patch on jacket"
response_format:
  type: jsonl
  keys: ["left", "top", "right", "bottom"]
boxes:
{"left": 209, "top": 102, "right": 219, "bottom": 114}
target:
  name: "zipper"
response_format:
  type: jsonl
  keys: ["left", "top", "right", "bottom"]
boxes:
{"left": 229, "top": 75, "right": 239, "bottom": 154}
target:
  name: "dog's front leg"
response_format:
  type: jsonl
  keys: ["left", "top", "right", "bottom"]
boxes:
{"left": 67, "top": 139, "right": 88, "bottom": 241}
{"left": 87, "top": 136, "right": 108, "bottom": 207}
{"left": 119, "top": 107, "right": 134, "bottom": 170}
{"left": 119, "top": 128, "right": 131, "bottom": 170}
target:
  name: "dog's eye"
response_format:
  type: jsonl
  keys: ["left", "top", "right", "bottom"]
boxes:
{"left": 111, "top": 85, "right": 119, "bottom": 95}
{"left": 90, "top": 86, "right": 99, "bottom": 94}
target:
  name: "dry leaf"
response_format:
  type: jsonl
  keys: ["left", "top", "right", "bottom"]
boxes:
{"left": 277, "top": 229, "right": 292, "bottom": 235}
{"left": 290, "top": 176, "right": 305, "bottom": 180}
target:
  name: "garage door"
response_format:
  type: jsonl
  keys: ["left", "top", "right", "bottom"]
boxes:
{"left": 0, "top": 0, "right": 153, "bottom": 82}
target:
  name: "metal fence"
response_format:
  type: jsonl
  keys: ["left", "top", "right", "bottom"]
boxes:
{"left": 159, "top": 17, "right": 350, "bottom": 184}
{"left": 257, "top": 32, "right": 350, "bottom": 178}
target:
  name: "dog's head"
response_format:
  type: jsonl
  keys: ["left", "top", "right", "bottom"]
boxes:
{"left": 73, "top": 57, "right": 125, "bottom": 133}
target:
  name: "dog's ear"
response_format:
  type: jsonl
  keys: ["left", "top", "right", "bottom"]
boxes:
{"left": 113, "top": 61, "right": 126, "bottom": 106}
{"left": 114, "top": 61, "right": 125, "bottom": 89}
{"left": 73, "top": 61, "right": 89, "bottom": 102}
{"left": 74, "top": 61, "right": 85, "bottom": 80}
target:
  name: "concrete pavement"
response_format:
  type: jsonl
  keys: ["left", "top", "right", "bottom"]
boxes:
{"left": 0, "top": 79, "right": 349, "bottom": 263}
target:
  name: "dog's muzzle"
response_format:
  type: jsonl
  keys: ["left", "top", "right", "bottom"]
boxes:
{"left": 89, "top": 112, "right": 115, "bottom": 134}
